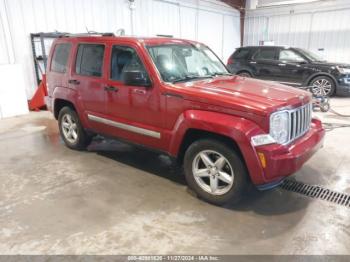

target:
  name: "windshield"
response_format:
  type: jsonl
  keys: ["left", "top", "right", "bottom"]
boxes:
{"left": 297, "top": 48, "right": 326, "bottom": 62}
{"left": 147, "top": 43, "right": 229, "bottom": 83}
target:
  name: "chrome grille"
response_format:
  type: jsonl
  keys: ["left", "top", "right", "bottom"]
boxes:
{"left": 289, "top": 103, "right": 312, "bottom": 142}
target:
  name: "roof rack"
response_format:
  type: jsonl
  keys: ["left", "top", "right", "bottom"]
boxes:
{"left": 60, "top": 32, "right": 115, "bottom": 38}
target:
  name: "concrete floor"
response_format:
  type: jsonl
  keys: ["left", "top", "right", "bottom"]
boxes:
{"left": 0, "top": 98, "right": 350, "bottom": 255}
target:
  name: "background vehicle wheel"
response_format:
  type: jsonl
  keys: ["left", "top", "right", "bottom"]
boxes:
{"left": 320, "top": 102, "right": 330, "bottom": 112}
{"left": 237, "top": 71, "right": 252, "bottom": 78}
{"left": 183, "top": 139, "right": 249, "bottom": 206}
{"left": 58, "top": 106, "right": 92, "bottom": 150}
{"left": 309, "top": 76, "right": 335, "bottom": 96}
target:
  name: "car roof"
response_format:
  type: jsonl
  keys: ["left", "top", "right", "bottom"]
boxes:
{"left": 239, "top": 46, "right": 294, "bottom": 49}
{"left": 56, "top": 35, "right": 200, "bottom": 46}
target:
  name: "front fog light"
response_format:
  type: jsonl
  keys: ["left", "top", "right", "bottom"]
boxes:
{"left": 251, "top": 134, "right": 276, "bottom": 146}
{"left": 270, "top": 111, "right": 289, "bottom": 144}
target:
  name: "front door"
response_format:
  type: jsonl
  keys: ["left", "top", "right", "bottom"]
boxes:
{"left": 277, "top": 49, "right": 308, "bottom": 86}
{"left": 102, "top": 43, "right": 164, "bottom": 150}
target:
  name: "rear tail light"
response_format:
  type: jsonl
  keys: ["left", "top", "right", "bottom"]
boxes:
{"left": 227, "top": 56, "right": 234, "bottom": 65}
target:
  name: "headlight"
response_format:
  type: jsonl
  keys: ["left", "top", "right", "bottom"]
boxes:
{"left": 337, "top": 66, "right": 350, "bottom": 74}
{"left": 251, "top": 110, "right": 290, "bottom": 146}
{"left": 270, "top": 111, "right": 289, "bottom": 144}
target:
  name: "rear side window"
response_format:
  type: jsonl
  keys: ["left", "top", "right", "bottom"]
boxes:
{"left": 233, "top": 48, "right": 250, "bottom": 59}
{"left": 51, "top": 43, "right": 71, "bottom": 73}
{"left": 75, "top": 44, "right": 105, "bottom": 77}
{"left": 254, "top": 48, "right": 276, "bottom": 60}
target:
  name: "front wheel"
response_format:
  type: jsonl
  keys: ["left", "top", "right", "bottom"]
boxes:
{"left": 184, "top": 139, "right": 249, "bottom": 206}
{"left": 310, "top": 76, "right": 335, "bottom": 96}
{"left": 58, "top": 106, "right": 92, "bottom": 150}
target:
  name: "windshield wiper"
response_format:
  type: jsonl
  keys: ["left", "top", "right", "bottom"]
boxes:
{"left": 210, "top": 72, "right": 233, "bottom": 77}
{"left": 172, "top": 75, "right": 213, "bottom": 83}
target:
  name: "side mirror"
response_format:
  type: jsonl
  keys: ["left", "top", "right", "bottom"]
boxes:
{"left": 122, "top": 70, "right": 151, "bottom": 87}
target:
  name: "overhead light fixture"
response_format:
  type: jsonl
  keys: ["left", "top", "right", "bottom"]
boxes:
{"left": 258, "top": 0, "right": 324, "bottom": 8}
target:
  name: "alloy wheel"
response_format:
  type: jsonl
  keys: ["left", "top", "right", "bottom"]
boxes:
{"left": 311, "top": 79, "right": 332, "bottom": 96}
{"left": 61, "top": 114, "right": 78, "bottom": 144}
{"left": 192, "top": 150, "right": 234, "bottom": 195}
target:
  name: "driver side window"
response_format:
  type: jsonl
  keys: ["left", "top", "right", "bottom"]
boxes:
{"left": 110, "top": 46, "right": 148, "bottom": 81}
{"left": 279, "top": 50, "right": 305, "bottom": 63}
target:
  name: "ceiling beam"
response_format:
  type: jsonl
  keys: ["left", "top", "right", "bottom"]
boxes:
{"left": 219, "top": 0, "right": 246, "bottom": 11}
{"left": 219, "top": 0, "right": 246, "bottom": 47}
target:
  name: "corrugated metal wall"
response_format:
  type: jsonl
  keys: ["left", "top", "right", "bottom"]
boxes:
{"left": 244, "top": 1, "right": 350, "bottom": 63}
{"left": 0, "top": 0, "right": 240, "bottom": 100}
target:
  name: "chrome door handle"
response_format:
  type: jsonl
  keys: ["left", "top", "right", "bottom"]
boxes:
{"left": 278, "top": 63, "right": 286, "bottom": 66}
{"left": 249, "top": 61, "right": 257, "bottom": 64}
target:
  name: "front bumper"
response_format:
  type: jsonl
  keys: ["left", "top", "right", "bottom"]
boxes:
{"left": 253, "top": 118, "right": 325, "bottom": 190}
{"left": 336, "top": 75, "right": 350, "bottom": 96}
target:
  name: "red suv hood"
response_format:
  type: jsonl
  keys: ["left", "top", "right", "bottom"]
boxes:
{"left": 172, "top": 76, "right": 311, "bottom": 116}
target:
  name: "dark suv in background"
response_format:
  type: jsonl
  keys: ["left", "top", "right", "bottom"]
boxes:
{"left": 227, "top": 46, "right": 350, "bottom": 96}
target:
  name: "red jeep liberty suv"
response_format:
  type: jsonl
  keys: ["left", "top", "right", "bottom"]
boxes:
{"left": 46, "top": 35, "right": 325, "bottom": 205}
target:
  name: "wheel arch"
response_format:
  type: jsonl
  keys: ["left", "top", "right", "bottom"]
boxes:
{"left": 168, "top": 110, "right": 267, "bottom": 185}
{"left": 305, "top": 72, "right": 338, "bottom": 90}
{"left": 177, "top": 129, "right": 244, "bottom": 165}
{"left": 54, "top": 99, "right": 76, "bottom": 119}
{"left": 236, "top": 69, "right": 253, "bottom": 77}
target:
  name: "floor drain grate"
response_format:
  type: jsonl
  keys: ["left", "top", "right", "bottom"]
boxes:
{"left": 280, "top": 179, "right": 350, "bottom": 208}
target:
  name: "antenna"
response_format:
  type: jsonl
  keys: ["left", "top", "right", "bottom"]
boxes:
{"left": 116, "top": 28, "right": 125, "bottom": 36}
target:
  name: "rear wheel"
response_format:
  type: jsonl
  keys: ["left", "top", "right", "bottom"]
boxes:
{"left": 309, "top": 76, "right": 335, "bottom": 96}
{"left": 237, "top": 71, "right": 252, "bottom": 78}
{"left": 58, "top": 106, "right": 92, "bottom": 150}
{"left": 184, "top": 139, "right": 249, "bottom": 206}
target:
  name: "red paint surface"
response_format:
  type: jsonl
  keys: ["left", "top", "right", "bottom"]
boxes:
{"left": 46, "top": 36, "right": 325, "bottom": 186}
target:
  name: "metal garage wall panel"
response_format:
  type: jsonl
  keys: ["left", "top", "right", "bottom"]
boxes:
{"left": 309, "top": 9, "right": 350, "bottom": 63}
{"left": 288, "top": 14, "right": 311, "bottom": 48}
{"left": 197, "top": 10, "right": 223, "bottom": 58}
{"left": 0, "top": 8, "right": 10, "bottom": 64}
{"left": 223, "top": 14, "right": 240, "bottom": 62}
{"left": 0, "top": 0, "right": 240, "bottom": 99}
{"left": 150, "top": 0, "right": 181, "bottom": 37}
{"left": 245, "top": 2, "right": 350, "bottom": 63}
{"left": 244, "top": 16, "right": 268, "bottom": 46}
{"left": 179, "top": 6, "right": 197, "bottom": 40}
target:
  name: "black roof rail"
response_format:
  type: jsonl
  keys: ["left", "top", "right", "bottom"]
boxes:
{"left": 59, "top": 32, "right": 115, "bottom": 38}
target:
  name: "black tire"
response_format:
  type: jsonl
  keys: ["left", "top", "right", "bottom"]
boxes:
{"left": 58, "top": 106, "right": 92, "bottom": 150}
{"left": 309, "top": 76, "right": 335, "bottom": 96}
{"left": 183, "top": 139, "right": 249, "bottom": 206}
{"left": 237, "top": 71, "right": 252, "bottom": 78}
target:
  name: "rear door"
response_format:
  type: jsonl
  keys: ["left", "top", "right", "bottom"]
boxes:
{"left": 47, "top": 42, "right": 72, "bottom": 110}
{"left": 69, "top": 42, "right": 107, "bottom": 125}
{"left": 250, "top": 47, "right": 281, "bottom": 81}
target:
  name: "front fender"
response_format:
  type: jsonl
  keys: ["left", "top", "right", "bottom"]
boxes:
{"left": 168, "top": 110, "right": 268, "bottom": 184}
